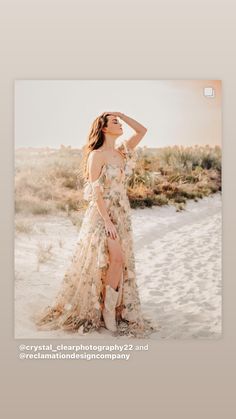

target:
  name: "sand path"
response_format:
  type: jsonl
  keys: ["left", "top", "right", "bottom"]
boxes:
{"left": 15, "top": 192, "right": 222, "bottom": 340}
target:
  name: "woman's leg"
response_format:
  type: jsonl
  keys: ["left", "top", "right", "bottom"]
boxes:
{"left": 104, "top": 235, "right": 124, "bottom": 290}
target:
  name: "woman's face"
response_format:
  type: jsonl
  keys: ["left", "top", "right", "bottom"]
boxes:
{"left": 103, "top": 115, "right": 123, "bottom": 136}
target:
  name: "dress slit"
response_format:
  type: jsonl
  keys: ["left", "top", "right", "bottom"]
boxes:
{"left": 32, "top": 141, "right": 159, "bottom": 338}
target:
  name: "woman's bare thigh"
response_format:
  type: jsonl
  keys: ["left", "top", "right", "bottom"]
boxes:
{"left": 107, "top": 235, "right": 124, "bottom": 265}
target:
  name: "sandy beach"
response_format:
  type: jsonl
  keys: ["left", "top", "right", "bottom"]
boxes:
{"left": 14, "top": 192, "right": 222, "bottom": 340}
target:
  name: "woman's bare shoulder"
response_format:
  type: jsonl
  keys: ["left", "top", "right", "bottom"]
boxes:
{"left": 87, "top": 150, "right": 106, "bottom": 183}
{"left": 87, "top": 149, "right": 105, "bottom": 168}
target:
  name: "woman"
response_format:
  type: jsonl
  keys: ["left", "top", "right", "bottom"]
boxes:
{"left": 33, "top": 112, "right": 159, "bottom": 338}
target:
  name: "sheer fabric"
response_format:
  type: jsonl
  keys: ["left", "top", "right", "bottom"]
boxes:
{"left": 33, "top": 140, "right": 159, "bottom": 338}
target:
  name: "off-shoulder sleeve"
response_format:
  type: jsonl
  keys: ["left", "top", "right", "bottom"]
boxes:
{"left": 83, "top": 165, "right": 106, "bottom": 202}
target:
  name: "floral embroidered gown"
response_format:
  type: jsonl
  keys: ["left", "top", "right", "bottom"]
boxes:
{"left": 33, "top": 140, "right": 159, "bottom": 338}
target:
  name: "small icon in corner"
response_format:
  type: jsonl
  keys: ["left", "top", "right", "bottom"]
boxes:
{"left": 203, "top": 87, "right": 215, "bottom": 98}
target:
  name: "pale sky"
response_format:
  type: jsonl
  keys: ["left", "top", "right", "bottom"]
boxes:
{"left": 14, "top": 80, "right": 222, "bottom": 149}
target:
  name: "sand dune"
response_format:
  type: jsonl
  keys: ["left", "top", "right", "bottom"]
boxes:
{"left": 14, "top": 192, "right": 222, "bottom": 340}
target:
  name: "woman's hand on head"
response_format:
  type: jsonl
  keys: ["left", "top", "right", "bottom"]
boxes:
{"left": 109, "top": 112, "right": 124, "bottom": 119}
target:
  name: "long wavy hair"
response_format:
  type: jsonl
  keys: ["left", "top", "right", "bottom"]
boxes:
{"left": 80, "top": 112, "right": 112, "bottom": 181}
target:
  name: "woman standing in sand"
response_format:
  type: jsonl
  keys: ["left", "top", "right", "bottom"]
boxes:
{"left": 34, "top": 112, "right": 158, "bottom": 338}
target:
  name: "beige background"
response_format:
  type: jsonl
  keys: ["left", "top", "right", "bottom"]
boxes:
{"left": 1, "top": 0, "right": 235, "bottom": 418}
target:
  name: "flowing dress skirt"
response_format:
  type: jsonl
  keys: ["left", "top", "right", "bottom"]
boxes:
{"left": 33, "top": 146, "right": 160, "bottom": 338}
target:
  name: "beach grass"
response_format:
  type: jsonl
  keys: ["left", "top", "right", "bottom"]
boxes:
{"left": 15, "top": 144, "right": 221, "bottom": 216}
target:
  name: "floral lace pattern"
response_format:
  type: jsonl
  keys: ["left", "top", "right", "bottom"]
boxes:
{"left": 33, "top": 140, "right": 160, "bottom": 338}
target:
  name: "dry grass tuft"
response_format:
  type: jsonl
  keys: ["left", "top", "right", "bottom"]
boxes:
{"left": 15, "top": 145, "right": 221, "bottom": 214}
{"left": 36, "top": 242, "right": 54, "bottom": 271}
